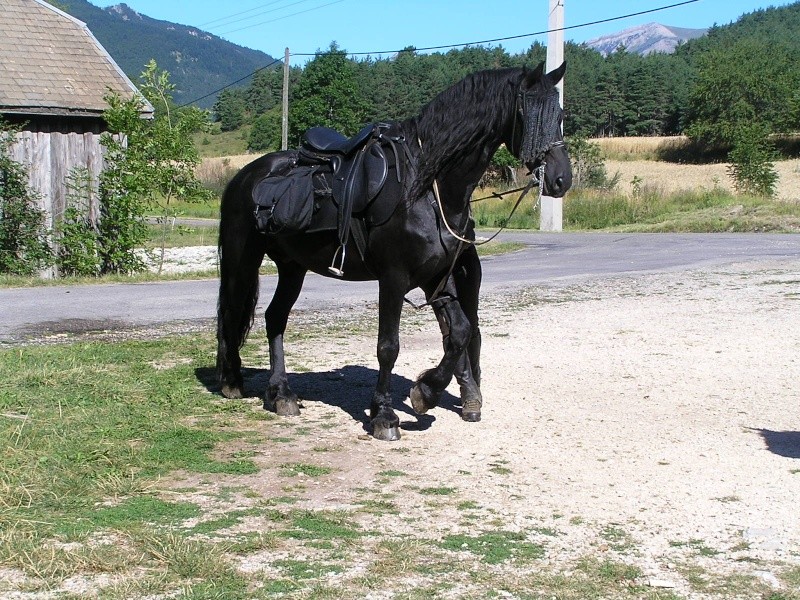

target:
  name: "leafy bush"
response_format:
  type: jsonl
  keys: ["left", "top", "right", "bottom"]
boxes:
{"left": 567, "top": 136, "right": 618, "bottom": 189}
{"left": 0, "top": 122, "right": 52, "bottom": 275}
{"left": 727, "top": 123, "right": 779, "bottom": 198}
{"left": 56, "top": 167, "right": 101, "bottom": 277}
{"left": 99, "top": 61, "right": 211, "bottom": 274}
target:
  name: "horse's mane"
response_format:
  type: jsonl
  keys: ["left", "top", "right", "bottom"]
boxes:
{"left": 402, "top": 67, "right": 525, "bottom": 201}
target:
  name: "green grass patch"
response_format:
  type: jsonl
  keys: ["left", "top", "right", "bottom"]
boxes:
{"left": 279, "top": 511, "right": 363, "bottom": 541}
{"left": 0, "top": 268, "right": 222, "bottom": 288}
{"left": 194, "top": 124, "right": 250, "bottom": 158}
{"left": 189, "top": 508, "right": 262, "bottom": 535}
{"left": 378, "top": 470, "right": 407, "bottom": 478}
{"left": 419, "top": 486, "right": 457, "bottom": 496}
{"left": 0, "top": 335, "right": 258, "bottom": 531}
{"left": 472, "top": 185, "right": 800, "bottom": 233}
{"left": 565, "top": 187, "right": 800, "bottom": 232}
{"left": 62, "top": 497, "right": 200, "bottom": 536}
{"left": 279, "top": 462, "right": 333, "bottom": 477}
{"left": 441, "top": 530, "right": 545, "bottom": 564}
{"left": 475, "top": 241, "right": 526, "bottom": 257}
{"left": 145, "top": 221, "right": 219, "bottom": 248}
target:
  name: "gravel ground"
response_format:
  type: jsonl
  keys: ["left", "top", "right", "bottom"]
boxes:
{"left": 146, "top": 245, "right": 220, "bottom": 274}
{"left": 19, "top": 248, "right": 799, "bottom": 597}
{"left": 222, "top": 258, "right": 800, "bottom": 596}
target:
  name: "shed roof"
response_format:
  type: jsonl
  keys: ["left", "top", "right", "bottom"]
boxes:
{"left": 0, "top": 0, "right": 152, "bottom": 118}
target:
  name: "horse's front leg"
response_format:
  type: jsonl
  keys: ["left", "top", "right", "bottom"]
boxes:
{"left": 410, "top": 278, "right": 479, "bottom": 420}
{"left": 264, "top": 262, "right": 307, "bottom": 416}
{"left": 370, "top": 276, "right": 406, "bottom": 441}
{"left": 452, "top": 246, "right": 483, "bottom": 420}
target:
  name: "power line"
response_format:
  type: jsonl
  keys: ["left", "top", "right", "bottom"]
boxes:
{"left": 198, "top": 0, "right": 293, "bottom": 29}
{"left": 217, "top": 0, "right": 347, "bottom": 35}
{"left": 206, "top": 0, "right": 330, "bottom": 33}
{"left": 293, "top": 0, "right": 702, "bottom": 56}
{"left": 178, "top": 0, "right": 701, "bottom": 107}
{"left": 177, "top": 57, "right": 283, "bottom": 108}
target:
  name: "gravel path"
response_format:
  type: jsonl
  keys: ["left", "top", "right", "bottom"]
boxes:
{"left": 238, "top": 258, "right": 800, "bottom": 596}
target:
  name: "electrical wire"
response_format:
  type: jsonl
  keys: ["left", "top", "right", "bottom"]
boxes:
{"left": 217, "top": 0, "right": 347, "bottom": 35}
{"left": 294, "top": 0, "right": 702, "bottom": 56}
{"left": 198, "top": 0, "right": 293, "bottom": 28}
{"left": 177, "top": 0, "right": 702, "bottom": 107}
{"left": 177, "top": 57, "right": 283, "bottom": 107}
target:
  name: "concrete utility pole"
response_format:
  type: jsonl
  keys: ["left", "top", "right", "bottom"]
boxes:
{"left": 281, "top": 47, "right": 289, "bottom": 151}
{"left": 541, "top": 0, "right": 564, "bottom": 231}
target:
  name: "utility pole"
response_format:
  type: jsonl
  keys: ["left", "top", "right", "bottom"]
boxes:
{"left": 281, "top": 47, "right": 289, "bottom": 151}
{"left": 540, "top": 0, "right": 564, "bottom": 232}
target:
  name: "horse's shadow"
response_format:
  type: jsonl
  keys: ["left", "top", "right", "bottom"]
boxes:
{"left": 195, "top": 365, "right": 462, "bottom": 434}
{"left": 752, "top": 428, "right": 800, "bottom": 459}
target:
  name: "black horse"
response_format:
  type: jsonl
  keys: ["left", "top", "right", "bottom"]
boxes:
{"left": 216, "top": 62, "right": 572, "bottom": 441}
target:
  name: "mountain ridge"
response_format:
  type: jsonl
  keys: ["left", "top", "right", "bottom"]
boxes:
{"left": 586, "top": 22, "right": 708, "bottom": 56}
{"left": 50, "top": 0, "right": 278, "bottom": 108}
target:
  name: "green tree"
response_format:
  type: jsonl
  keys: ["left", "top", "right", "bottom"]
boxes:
{"left": 0, "top": 121, "right": 52, "bottom": 276}
{"left": 686, "top": 36, "right": 800, "bottom": 146}
{"left": 289, "top": 42, "right": 368, "bottom": 143}
{"left": 727, "top": 122, "right": 778, "bottom": 197}
{"left": 213, "top": 88, "right": 247, "bottom": 132}
{"left": 56, "top": 166, "right": 101, "bottom": 277}
{"left": 99, "top": 61, "right": 210, "bottom": 274}
{"left": 248, "top": 107, "right": 282, "bottom": 152}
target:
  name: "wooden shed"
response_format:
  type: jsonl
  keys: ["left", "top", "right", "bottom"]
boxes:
{"left": 0, "top": 0, "right": 152, "bottom": 233}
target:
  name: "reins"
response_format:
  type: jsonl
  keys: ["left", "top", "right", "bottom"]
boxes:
{"left": 403, "top": 162, "right": 546, "bottom": 311}
{"left": 435, "top": 162, "right": 546, "bottom": 246}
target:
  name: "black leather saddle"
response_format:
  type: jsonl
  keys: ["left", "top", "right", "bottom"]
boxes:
{"left": 302, "top": 124, "right": 376, "bottom": 156}
{"left": 298, "top": 123, "right": 398, "bottom": 275}
{"left": 252, "top": 123, "right": 405, "bottom": 276}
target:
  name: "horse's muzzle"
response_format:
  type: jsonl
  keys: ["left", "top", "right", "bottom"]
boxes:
{"left": 544, "top": 172, "right": 572, "bottom": 198}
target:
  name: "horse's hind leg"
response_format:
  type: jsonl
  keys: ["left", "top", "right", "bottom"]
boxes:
{"left": 217, "top": 226, "right": 266, "bottom": 399}
{"left": 264, "top": 260, "right": 307, "bottom": 416}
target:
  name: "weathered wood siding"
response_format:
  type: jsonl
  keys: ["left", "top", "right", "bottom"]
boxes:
{"left": 8, "top": 118, "right": 105, "bottom": 230}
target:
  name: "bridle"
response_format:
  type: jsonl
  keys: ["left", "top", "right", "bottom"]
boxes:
{"left": 512, "top": 86, "right": 565, "bottom": 167}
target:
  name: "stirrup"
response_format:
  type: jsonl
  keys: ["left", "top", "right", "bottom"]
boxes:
{"left": 328, "top": 244, "right": 346, "bottom": 277}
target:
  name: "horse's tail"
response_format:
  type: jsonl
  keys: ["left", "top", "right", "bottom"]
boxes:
{"left": 216, "top": 166, "right": 264, "bottom": 389}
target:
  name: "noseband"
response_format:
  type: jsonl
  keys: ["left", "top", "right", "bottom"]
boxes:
{"left": 514, "top": 87, "right": 564, "bottom": 164}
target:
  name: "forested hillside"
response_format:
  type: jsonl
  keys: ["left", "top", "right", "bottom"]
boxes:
{"left": 49, "top": 0, "right": 276, "bottom": 107}
{"left": 212, "top": 2, "right": 800, "bottom": 154}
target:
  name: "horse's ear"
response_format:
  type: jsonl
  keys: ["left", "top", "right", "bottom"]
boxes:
{"left": 547, "top": 61, "right": 567, "bottom": 85}
{"left": 524, "top": 61, "right": 546, "bottom": 87}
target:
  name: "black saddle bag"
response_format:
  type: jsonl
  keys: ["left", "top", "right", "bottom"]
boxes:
{"left": 252, "top": 166, "right": 321, "bottom": 235}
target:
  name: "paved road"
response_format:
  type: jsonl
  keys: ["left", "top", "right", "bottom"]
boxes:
{"left": 1, "top": 232, "right": 799, "bottom": 343}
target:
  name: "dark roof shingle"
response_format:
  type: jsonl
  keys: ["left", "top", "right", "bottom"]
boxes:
{"left": 0, "top": 0, "right": 152, "bottom": 117}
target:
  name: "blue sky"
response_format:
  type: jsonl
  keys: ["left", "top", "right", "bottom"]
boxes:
{"left": 107, "top": 0, "right": 796, "bottom": 65}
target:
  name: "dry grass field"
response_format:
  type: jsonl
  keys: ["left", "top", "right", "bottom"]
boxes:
{"left": 606, "top": 159, "right": 800, "bottom": 202}
{"left": 197, "top": 140, "right": 800, "bottom": 204}
{"left": 594, "top": 136, "right": 800, "bottom": 202}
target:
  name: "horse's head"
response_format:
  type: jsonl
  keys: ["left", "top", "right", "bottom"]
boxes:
{"left": 508, "top": 62, "right": 572, "bottom": 198}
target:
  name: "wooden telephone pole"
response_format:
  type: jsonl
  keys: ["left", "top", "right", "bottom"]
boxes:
{"left": 540, "top": 0, "right": 564, "bottom": 231}
{"left": 281, "top": 47, "right": 289, "bottom": 151}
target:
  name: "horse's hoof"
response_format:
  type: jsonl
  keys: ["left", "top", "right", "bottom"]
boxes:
{"left": 264, "top": 394, "right": 301, "bottom": 416}
{"left": 462, "top": 398, "right": 482, "bottom": 422}
{"left": 409, "top": 382, "right": 437, "bottom": 414}
{"left": 275, "top": 397, "right": 301, "bottom": 416}
{"left": 462, "top": 410, "right": 482, "bottom": 422}
{"left": 372, "top": 421, "right": 401, "bottom": 441}
{"left": 221, "top": 383, "right": 244, "bottom": 399}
